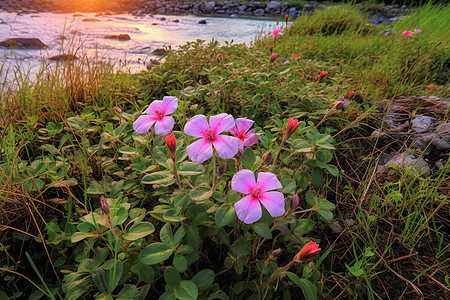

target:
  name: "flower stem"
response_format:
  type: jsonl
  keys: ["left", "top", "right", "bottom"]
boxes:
{"left": 212, "top": 151, "right": 217, "bottom": 190}
{"left": 272, "top": 135, "right": 288, "bottom": 170}
{"left": 172, "top": 157, "right": 182, "bottom": 191}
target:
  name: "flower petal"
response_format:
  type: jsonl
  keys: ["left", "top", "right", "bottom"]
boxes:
{"left": 212, "top": 135, "right": 239, "bottom": 159}
{"left": 154, "top": 116, "right": 175, "bottom": 136}
{"left": 243, "top": 130, "right": 258, "bottom": 147}
{"left": 143, "top": 100, "right": 162, "bottom": 116}
{"left": 160, "top": 96, "right": 178, "bottom": 115}
{"left": 258, "top": 191, "right": 285, "bottom": 218}
{"left": 186, "top": 138, "right": 213, "bottom": 163}
{"left": 235, "top": 118, "right": 254, "bottom": 134}
{"left": 133, "top": 115, "right": 157, "bottom": 134}
{"left": 210, "top": 113, "right": 235, "bottom": 134}
{"left": 184, "top": 115, "right": 209, "bottom": 137}
{"left": 231, "top": 169, "right": 256, "bottom": 194}
{"left": 234, "top": 195, "right": 262, "bottom": 224}
{"left": 257, "top": 172, "right": 282, "bottom": 192}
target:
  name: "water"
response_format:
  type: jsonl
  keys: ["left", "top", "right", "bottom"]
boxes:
{"left": 0, "top": 11, "right": 279, "bottom": 78}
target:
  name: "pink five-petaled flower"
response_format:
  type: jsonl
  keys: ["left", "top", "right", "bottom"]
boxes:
{"left": 295, "top": 241, "right": 321, "bottom": 261}
{"left": 232, "top": 169, "right": 285, "bottom": 224}
{"left": 414, "top": 29, "right": 421, "bottom": 34}
{"left": 133, "top": 96, "right": 178, "bottom": 135}
{"left": 402, "top": 31, "right": 413, "bottom": 39}
{"left": 229, "top": 118, "right": 258, "bottom": 152}
{"left": 269, "top": 28, "right": 283, "bottom": 41}
{"left": 184, "top": 113, "right": 239, "bottom": 163}
{"left": 320, "top": 70, "right": 328, "bottom": 77}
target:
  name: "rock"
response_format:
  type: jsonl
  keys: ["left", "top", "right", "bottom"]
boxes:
{"left": 432, "top": 122, "right": 450, "bottom": 150}
{"left": 266, "top": 1, "right": 281, "bottom": 10}
{"left": 160, "top": 17, "right": 166, "bottom": 21}
{"left": 254, "top": 8, "right": 265, "bottom": 16}
{"left": 383, "top": 152, "right": 430, "bottom": 176}
{"left": 0, "top": 38, "right": 48, "bottom": 49}
{"left": 328, "top": 221, "right": 343, "bottom": 234}
{"left": 198, "top": 19, "right": 207, "bottom": 24}
{"left": 104, "top": 34, "right": 131, "bottom": 41}
{"left": 205, "top": 1, "right": 216, "bottom": 14}
{"left": 152, "top": 48, "right": 167, "bottom": 56}
{"left": 387, "top": 16, "right": 407, "bottom": 24}
{"left": 411, "top": 115, "right": 436, "bottom": 133}
{"left": 172, "top": 19, "right": 179, "bottom": 23}
{"left": 72, "top": 13, "right": 85, "bottom": 17}
{"left": 49, "top": 54, "right": 77, "bottom": 61}
{"left": 82, "top": 18, "right": 101, "bottom": 22}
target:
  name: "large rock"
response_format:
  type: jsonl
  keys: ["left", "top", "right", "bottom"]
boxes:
{"left": 266, "top": 1, "right": 281, "bottom": 10}
{"left": 104, "top": 34, "right": 131, "bottom": 41}
{"left": 0, "top": 38, "right": 48, "bottom": 49}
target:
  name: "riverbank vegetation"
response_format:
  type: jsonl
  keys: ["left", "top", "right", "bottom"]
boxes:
{"left": 0, "top": 3, "right": 448, "bottom": 299}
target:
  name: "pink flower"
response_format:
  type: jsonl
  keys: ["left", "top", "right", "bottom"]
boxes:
{"left": 349, "top": 90, "right": 355, "bottom": 98}
{"left": 232, "top": 169, "right": 285, "bottom": 224}
{"left": 428, "top": 84, "right": 434, "bottom": 89}
{"left": 402, "top": 31, "right": 413, "bottom": 39}
{"left": 295, "top": 241, "right": 321, "bottom": 261}
{"left": 284, "top": 60, "right": 290, "bottom": 65}
{"left": 414, "top": 29, "right": 421, "bottom": 34}
{"left": 291, "top": 54, "right": 298, "bottom": 59}
{"left": 271, "top": 53, "right": 277, "bottom": 62}
{"left": 133, "top": 96, "right": 178, "bottom": 135}
{"left": 229, "top": 118, "right": 258, "bottom": 151}
{"left": 184, "top": 113, "right": 239, "bottom": 163}
{"left": 340, "top": 60, "right": 344, "bottom": 63}
{"left": 269, "top": 28, "right": 283, "bottom": 41}
{"left": 320, "top": 70, "right": 328, "bottom": 77}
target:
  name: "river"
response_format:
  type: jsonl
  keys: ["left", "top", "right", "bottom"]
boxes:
{"left": 0, "top": 11, "right": 279, "bottom": 80}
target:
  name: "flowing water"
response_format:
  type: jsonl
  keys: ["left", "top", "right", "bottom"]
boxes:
{"left": 0, "top": 11, "right": 279, "bottom": 79}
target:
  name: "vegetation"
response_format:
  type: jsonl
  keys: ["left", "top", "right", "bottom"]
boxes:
{"left": 0, "top": 3, "right": 448, "bottom": 299}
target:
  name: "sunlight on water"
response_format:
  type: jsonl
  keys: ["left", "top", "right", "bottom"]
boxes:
{"left": 0, "top": 11, "right": 280, "bottom": 81}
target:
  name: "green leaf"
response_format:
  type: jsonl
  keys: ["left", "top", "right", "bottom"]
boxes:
{"left": 173, "top": 226, "right": 186, "bottom": 245}
{"left": 174, "top": 280, "right": 198, "bottom": 300}
{"left": 325, "top": 164, "right": 339, "bottom": 177}
{"left": 119, "top": 146, "right": 137, "bottom": 156}
{"left": 178, "top": 162, "right": 205, "bottom": 176}
{"left": 123, "top": 222, "right": 155, "bottom": 241}
{"left": 130, "top": 261, "right": 154, "bottom": 284}
{"left": 311, "top": 167, "right": 323, "bottom": 188}
{"left": 286, "top": 272, "right": 317, "bottom": 300}
{"left": 316, "top": 150, "right": 332, "bottom": 163}
{"left": 71, "top": 232, "right": 97, "bottom": 243}
{"left": 164, "top": 266, "right": 182, "bottom": 286}
{"left": 280, "top": 178, "right": 296, "bottom": 194}
{"left": 241, "top": 148, "right": 256, "bottom": 170}
{"left": 141, "top": 171, "right": 174, "bottom": 185}
{"left": 252, "top": 223, "right": 272, "bottom": 239}
{"left": 139, "top": 243, "right": 174, "bottom": 265}
{"left": 189, "top": 186, "right": 213, "bottom": 202}
{"left": 215, "top": 203, "right": 235, "bottom": 227}
{"left": 117, "top": 285, "right": 139, "bottom": 300}
{"left": 173, "top": 254, "right": 188, "bottom": 273}
{"left": 291, "top": 138, "right": 312, "bottom": 149}
{"left": 191, "top": 269, "right": 215, "bottom": 292}
{"left": 231, "top": 238, "right": 250, "bottom": 256}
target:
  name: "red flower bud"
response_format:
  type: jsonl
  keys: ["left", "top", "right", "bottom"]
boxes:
{"left": 165, "top": 133, "right": 176, "bottom": 160}
{"left": 295, "top": 241, "right": 321, "bottom": 261}
{"left": 269, "top": 46, "right": 273, "bottom": 54}
{"left": 261, "top": 151, "right": 272, "bottom": 168}
{"left": 100, "top": 196, "right": 110, "bottom": 216}
{"left": 270, "top": 53, "right": 277, "bottom": 62}
{"left": 290, "top": 194, "right": 299, "bottom": 211}
{"left": 320, "top": 70, "right": 328, "bottom": 77}
{"left": 349, "top": 91, "right": 355, "bottom": 98}
{"left": 285, "top": 14, "right": 289, "bottom": 20}
{"left": 270, "top": 248, "right": 283, "bottom": 260}
{"left": 286, "top": 117, "right": 300, "bottom": 139}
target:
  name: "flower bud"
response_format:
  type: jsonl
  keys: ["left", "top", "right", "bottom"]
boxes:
{"left": 113, "top": 106, "right": 122, "bottom": 114}
{"left": 320, "top": 70, "right": 328, "bottom": 78}
{"left": 348, "top": 91, "right": 355, "bottom": 98}
{"left": 269, "top": 46, "right": 273, "bottom": 54}
{"left": 294, "top": 241, "right": 321, "bottom": 262}
{"left": 290, "top": 194, "right": 299, "bottom": 211}
{"left": 218, "top": 162, "right": 227, "bottom": 178}
{"left": 270, "top": 248, "right": 283, "bottom": 260}
{"left": 285, "top": 14, "right": 289, "bottom": 20}
{"left": 285, "top": 117, "right": 300, "bottom": 139}
{"left": 100, "top": 196, "right": 110, "bottom": 216}
{"left": 165, "top": 133, "right": 176, "bottom": 160}
{"left": 261, "top": 151, "right": 272, "bottom": 168}
{"left": 270, "top": 53, "right": 277, "bottom": 62}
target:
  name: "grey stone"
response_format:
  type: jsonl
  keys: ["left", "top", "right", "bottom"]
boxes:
{"left": 254, "top": 8, "right": 265, "bottom": 16}
{"left": 432, "top": 122, "right": 450, "bottom": 150}
{"left": 198, "top": 19, "right": 207, "bottom": 24}
{"left": 411, "top": 115, "right": 436, "bottom": 133}
{"left": 0, "top": 37, "right": 48, "bottom": 49}
{"left": 384, "top": 152, "right": 430, "bottom": 176}
{"left": 266, "top": 1, "right": 281, "bottom": 10}
{"left": 205, "top": 1, "right": 216, "bottom": 13}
